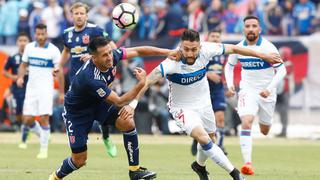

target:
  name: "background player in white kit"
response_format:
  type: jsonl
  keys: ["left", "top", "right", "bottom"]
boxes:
{"left": 17, "top": 23, "right": 61, "bottom": 159}
{"left": 225, "top": 15, "right": 287, "bottom": 175}
{"left": 133, "top": 29, "right": 282, "bottom": 180}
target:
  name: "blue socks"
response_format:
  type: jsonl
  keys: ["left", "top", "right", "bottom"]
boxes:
{"left": 123, "top": 128, "right": 139, "bottom": 166}
{"left": 56, "top": 157, "right": 78, "bottom": 178}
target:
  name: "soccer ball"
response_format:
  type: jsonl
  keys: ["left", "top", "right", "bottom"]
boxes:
{"left": 112, "top": 3, "right": 139, "bottom": 29}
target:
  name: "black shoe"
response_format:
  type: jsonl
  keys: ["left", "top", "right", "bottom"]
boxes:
{"left": 230, "top": 168, "right": 246, "bottom": 180}
{"left": 191, "top": 139, "right": 197, "bottom": 156}
{"left": 191, "top": 161, "right": 210, "bottom": 180}
{"left": 129, "top": 167, "right": 157, "bottom": 180}
{"left": 276, "top": 132, "right": 287, "bottom": 138}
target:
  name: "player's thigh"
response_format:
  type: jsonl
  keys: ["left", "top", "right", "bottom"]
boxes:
{"left": 258, "top": 99, "right": 276, "bottom": 126}
{"left": 200, "top": 105, "right": 217, "bottom": 134}
{"left": 169, "top": 108, "right": 203, "bottom": 135}
{"left": 63, "top": 107, "right": 94, "bottom": 153}
{"left": 38, "top": 90, "right": 54, "bottom": 116}
{"left": 237, "top": 89, "right": 259, "bottom": 117}
{"left": 211, "top": 91, "right": 227, "bottom": 112}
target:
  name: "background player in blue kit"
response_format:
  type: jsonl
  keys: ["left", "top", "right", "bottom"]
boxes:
{"left": 56, "top": 2, "right": 118, "bottom": 157}
{"left": 191, "top": 29, "right": 228, "bottom": 156}
{"left": 49, "top": 37, "right": 174, "bottom": 180}
{"left": 3, "top": 32, "right": 30, "bottom": 148}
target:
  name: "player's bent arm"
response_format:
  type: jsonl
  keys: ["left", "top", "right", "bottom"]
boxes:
{"left": 224, "top": 62, "right": 235, "bottom": 89}
{"left": 266, "top": 64, "right": 287, "bottom": 92}
{"left": 224, "top": 44, "right": 281, "bottom": 64}
{"left": 125, "top": 46, "right": 173, "bottom": 59}
{"left": 106, "top": 81, "right": 145, "bottom": 107}
{"left": 3, "top": 69, "right": 17, "bottom": 81}
{"left": 135, "top": 68, "right": 163, "bottom": 102}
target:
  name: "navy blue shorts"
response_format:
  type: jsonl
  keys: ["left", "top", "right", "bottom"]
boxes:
{"left": 12, "top": 90, "right": 25, "bottom": 115}
{"left": 210, "top": 91, "right": 226, "bottom": 112}
{"left": 63, "top": 103, "right": 120, "bottom": 153}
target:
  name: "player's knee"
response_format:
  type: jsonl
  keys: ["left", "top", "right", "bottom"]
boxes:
{"left": 260, "top": 128, "right": 270, "bottom": 136}
{"left": 116, "top": 117, "right": 135, "bottom": 131}
{"left": 196, "top": 134, "right": 211, "bottom": 145}
{"left": 72, "top": 155, "right": 87, "bottom": 168}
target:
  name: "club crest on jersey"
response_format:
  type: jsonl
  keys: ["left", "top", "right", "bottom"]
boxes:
{"left": 96, "top": 88, "right": 106, "bottom": 97}
{"left": 68, "top": 31, "right": 73, "bottom": 43}
{"left": 82, "top": 34, "right": 90, "bottom": 44}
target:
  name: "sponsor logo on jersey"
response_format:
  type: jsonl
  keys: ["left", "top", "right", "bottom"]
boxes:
{"left": 96, "top": 88, "right": 106, "bottom": 97}
{"left": 239, "top": 58, "right": 272, "bottom": 70}
{"left": 71, "top": 46, "right": 87, "bottom": 54}
{"left": 82, "top": 34, "right": 90, "bottom": 44}
{"left": 167, "top": 68, "right": 206, "bottom": 85}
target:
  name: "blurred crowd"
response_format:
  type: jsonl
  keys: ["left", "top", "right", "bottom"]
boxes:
{"left": 1, "top": 0, "right": 320, "bottom": 46}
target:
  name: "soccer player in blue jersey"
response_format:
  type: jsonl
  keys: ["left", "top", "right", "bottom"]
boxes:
{"left": 56, "top": 2, "right": 118, "bottom": 157}
{"left": 49, "top": 37, "right": 174, "bottom": 180}
{"left": 191, "top": 29, "right": 228, "bottom": 156}
{"left": 3, "top": 32, "right": 30, "bottom": 148}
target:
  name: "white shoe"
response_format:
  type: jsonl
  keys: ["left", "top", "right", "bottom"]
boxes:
{"left": 18, "top": 143, "right": 27, "bottom": 149}
{"left": 36, "top": 150, "right": 48, "bottom": 159}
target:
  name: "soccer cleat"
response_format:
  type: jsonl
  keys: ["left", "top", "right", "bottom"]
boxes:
{"left": 129, "top": 167, "right": 157, "bottom": 180}
{"left": 36, "top": 149, "right": 48, "bottom": 159}
{"left": 48, "top": 172, "right": 61, "bottom": 180}
{"left": 18, "top": 143, "right": 27, "bottom": 149}
{"left": 103, "top": 138, "right": 117, "bottom": 158}
{"left": 191, "top": 161, "right": 210, "bottom": 180}
{"left": 230, "top": 168, "right": 246, "bottom": 180}
{"left": 241, "top": 163, "right": 254, "bottom": 175}
{"left": 191, "top": 139, "right": 197, "bottom": 156}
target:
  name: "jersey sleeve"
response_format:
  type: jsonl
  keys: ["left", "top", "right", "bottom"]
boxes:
{"left": 22, "top": 44, "right": 30, "bottom": 63}
{"left": 157, "top": 58, "right": 177, "bottom": 77}
{"left": 265, "top": 41, "right": 283, "bottom": 68}
{"left": 112, "top": 48, "right": 127, "bottom": 65}
{"left": 227, "top": 54, "right": 238, "bottom": 66}
{"left": 201, "top": 42, "right": 225, "bottom": 60}
{"left": 4, "top": 56, "right": 13, "bottom": 70}
{"left": 87, "top": 78, "right": 112, "bottom": 101}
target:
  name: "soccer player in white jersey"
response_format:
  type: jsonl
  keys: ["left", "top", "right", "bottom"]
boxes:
{"left": 224, "top": 15, "right": 287, "bottom": 175}
{"left": 133, "top": 29, "right": 282, "bottom": 180}
{"left": 17, "top": 23, "right": 61, "bottom": 159}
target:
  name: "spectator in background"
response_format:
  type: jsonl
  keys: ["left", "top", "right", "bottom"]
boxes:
{"left": 204, "top": 0, "right": 223, "bottom": 33}
{"left": 0, "top": 0, "right": 21, "bottom": 45}
{"left": 276, "top": 46, "right": 294, "bottom": 138}
{"left": 188, "top": 0, "right": 205, "bottom": 32}
{"left": 28, "top": 1, "right": 44, "bottom": 41}
{"left": 293, "top": 0, "right": 316, "bottom": 35}
{"left": 264, "top": 0, "right": 283, "bottom": 35}
{"left": 18, "top": 9, "right": 30, "bottom": 38}
{"left": 282, "top": 0, "right": 295, "bottom": 36}
{"left": 138, "top": 2, "right": 157, "bottom": 39}
{"left": 223, "top": 1, "right": 239, "bottom": 34}
{"left": 41, "top": 0, "right": 63, "bottom": 47}
{"left": 246, "top": 0, "right": 266, "bottom": 34}
{"left": 166, "top": 0, "right": 187, "bottom": 37}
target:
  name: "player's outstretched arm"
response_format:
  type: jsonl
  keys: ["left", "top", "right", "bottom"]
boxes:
{"left": 125, "top": 46, "right": 173, "bottom": 59}
{"left": 106, "top": 67, "right": 146, "bottom": 107}
{"left": 224, "top": 44, "right": 283, "bottom": 64}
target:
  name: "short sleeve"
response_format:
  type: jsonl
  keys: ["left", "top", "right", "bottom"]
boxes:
{"left": 87, "top": 79, "right": 112, "bottom": 101}
{"left": 157, "top": 58, "right": 177, "bottom": 77}
{"left": 227, "top": 54, "right": 238, "bottom": 66}
{"left": 22, "top": 44, "right": 29, "bottom": 63}
{"left": 201, "top": 42, "right": 225, "bottom": 60}
{"left": 4, "top": 56, "right": 13, "bottom": 70}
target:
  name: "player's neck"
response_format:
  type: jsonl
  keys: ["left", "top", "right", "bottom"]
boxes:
{"left": 94, "top": 62, "right": 108, "bottom": 72}
{"left": 74, "top": 23, "right": 86, "bottom": 32}
{"left": 246, "top": 36, "right": 260, "bottom": 46}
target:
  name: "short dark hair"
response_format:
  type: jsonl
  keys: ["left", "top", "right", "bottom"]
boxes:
{"left": 35, "top": 23, "right": 47, "bottom": 30}
{"left": 88, "top": 36, "right": 111, "bottom": 54}
{"left": 17, "top": 32, "right": 30, "bottom": 40}
{"left": 208, "top": 28, "right": 222, "bottom": 35}
{"left": 181, "top": 29, "right": 200, "bottom": 42}
{"left": 243, "top": 15, "right": 260, "bottom": 23}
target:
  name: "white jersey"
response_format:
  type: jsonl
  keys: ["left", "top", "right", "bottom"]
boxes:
{"left": 158, "top": 42, "right": 225, "bottom": 109}
{"left": 227, "top": 36, "right": 281, "bottom": 92}
{"left": 22, "top": 42, "right": 61, "bottom": 90}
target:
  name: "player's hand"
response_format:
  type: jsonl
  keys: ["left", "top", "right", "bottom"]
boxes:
{"left": 225, "top": 86, "right": 236, "bottom": 97}
{"left": 168, "top": 49, "right": 181, "bottom": 61}
{"left": 118, "top": 105, "right": 134, "bottom": 120}
{"left": 80, "top": 54, "right": 92, "bottom": 62}
{"left": 16, "top": 77, "right": 24, "bottom": 88}
{"left": 260, "top": 89, "right": 270, "bottom": 98}
{"left": 12, "top": 75, "right": 18, "bottom": 82}
{"left": 133, "top": 67, "right": 146, "bottom": 83}
{"left": 263, "top": 53, "right": 283, "bottom": 64}
{"left": 53, "top": 67, "right": 59, "bottom": 77}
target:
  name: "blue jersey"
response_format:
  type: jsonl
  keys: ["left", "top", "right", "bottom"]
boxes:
{"left": 62, "top": 23, "right": 109, "bottom": 81}
{"left": 4, "top": 53, "right": 28, "bottom": 92}
{"left": 206, "top": 55, "right": 224, "bottom": 93}
{"left": 64, "top": 48, "right": 125, "bottom": 112}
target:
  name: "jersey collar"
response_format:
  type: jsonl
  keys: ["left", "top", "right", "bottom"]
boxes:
{"left": 35, "top": 41, "right": 49, "bottom": 48}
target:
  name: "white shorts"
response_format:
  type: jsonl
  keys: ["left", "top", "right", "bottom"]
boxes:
{"left": 237, "top": 89, "right": 276, "bottom": 126}
{"left": 169, "top": 105, "right": 216, "bottom": 135}
{"left": 23, "top": 88, "right": 53, "bottom": 116}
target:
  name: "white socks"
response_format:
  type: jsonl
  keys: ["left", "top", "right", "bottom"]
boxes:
{"left": 30, "top": 121, "right": 41, "bottom": 137}
{"left": 40, "top": 126, "right": 50, "bottom": 151}
{"left": 240, "top": 129, "right": 252, "bottom": 164}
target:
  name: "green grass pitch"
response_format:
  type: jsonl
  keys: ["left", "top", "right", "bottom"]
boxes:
{"left": 0, "top": 133, "right": 319, "bottom": 180}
